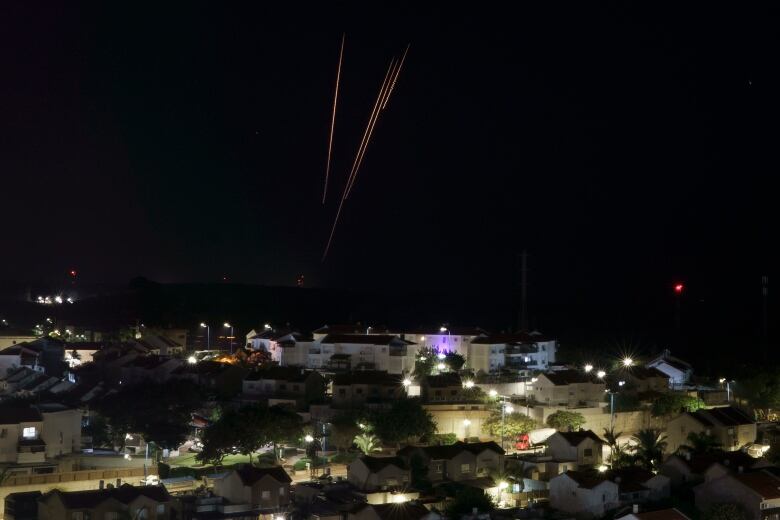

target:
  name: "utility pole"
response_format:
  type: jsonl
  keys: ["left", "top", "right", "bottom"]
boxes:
{"left": 519, "top": 250, "right": 528, "bottom": 331}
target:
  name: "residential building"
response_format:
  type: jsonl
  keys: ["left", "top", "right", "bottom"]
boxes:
{"left": 623, "top": 367, "right": 670, "bottom": 394}
{"left": 134, "top": 333, "right": 185, "bottom": 356}
{"left": 247, "top": 328, "right": 310, "bottom": 353}
{"left": 0, "top": 366, "right": 59, "bottom": 399}
{"left": 242, "top": 365, "right": 326, "bottom": 406}
{"left": 0, "top": 345, "right": 42, "bottom": 375}
{"left": 666, "top": 406, "right": 756, "bottom": 453}
{"left": 0, "top": 403, "right": 81, "bottom": 466}
{"left": 37, "top": 484, "right": 177, "bottom": 520}
{"left": 606, "top": 467, "right": 671, "bottom": 505}
{"left": 348, "top": 456, "right": 411, "bottom": 492}
{"left": 315, "top": 334, "right": 417, "bottom": 374}
{"left": 694, "top": 469, "right": 780, "bottom": 520}
{"left": 396, "top": 327, "right": 487, "bottom": 361}
{"left": 546, "top": 430, "right": 605, "bottom": 467}
{"left": 118, "top": 355, "right": 185, "bottom": 384}
{"left": 646, "top": 350, "right": 692, "bottom": 388}
{"left": 549, "top": 470, "right": 620, "bottom": 517}
{"left": 211, "top": 465, "right": 292, "bottom": 513}
{"left": 467, "top": 331, "right": 557, "bottom": 374}
{"left": 3, "top": 490, "right": 41, "bottom": 520}
{"left": 348, "top": 502, "right": 439, "bottom": 520}
{"left": 617, "top": 508, "right": 691, "bottom": 520}
{"left": 0, "top": 328, "right": 37, "bottom": 350}
{"left": 530, "top": 370, "right": 606, "bottom": 407}
{"left": 422, "top": 373, "right": 466, "bottom": 403}
{"left": 397, "top": 441, "right": 504, "bottom": 483}
{"left": 660, "top": 451, "right": 769, "bottom": 487}
{"left": 331, "top": 371, "right": 402, "bottom": 408}
{"left": 0, "top": 338, "right": 66, "bottom": 377}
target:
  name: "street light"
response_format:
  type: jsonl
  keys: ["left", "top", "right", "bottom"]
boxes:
{"left": 187, "top": 356, "right": 197, "bottom": 364}
{"left": 437, "top": 352, "right": 446, "bottom": 360}
{"left": 489, "top": 389, "right": 498, "bottom": 398}
{"left": 464, "top": 380, "right": 475, "bottom": 389}
{"left": 719, "top": 378, "right": 732, "bottom": 402}
{"left": 223, "top": 322, "right": 234, "bottom": 354}
{"left": 200, "top": 323, "right": 210, "bottom": 348}
{"left": 596, "top": 370, "right": 606, "bottom": 379}
{"left": 584, "top": 364, "right": 593, "bottom": 373}
{"left": 437, "top": 363, "right": 446, "bottom": 371}
{"left": 402, "top": 378, "right": 412, "bottom": 387}
{"left": 622, "top": 357, "right": 633, "bottom": 367}
{"left": 263, "top": 323, "right": 272, "bottom": 330}
{"left": 304, "top": 435, "right": 314, "bottom": 443}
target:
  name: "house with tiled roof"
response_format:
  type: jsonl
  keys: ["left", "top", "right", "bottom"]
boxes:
{"left": 624, "top": 366, "right": 671, "bottom": 394}
{"left": 211, "top": 465, "right": 292, "bottom": 514}
{"left": 242, "top": 365, "right": 325, "bottom": 407}
{"left": 332, "top": 370, "right": 402, "bottom": 408}
{"left": 666, "top": 406, "right": 757, "bottom": 454}
{"left": 0, "top": 328, "right": 38, "bottom": 350}
{"left": 660, "top": 450, "right": 771, "bottom": 487}
{"left": 617, "top": 508, "right": 691, "bottom": 520}
{"left": 348, "top": 456, "right": 411, "bottom": 493}
{"left": 546, "top": 430, "right": 605, "bottom": 467}
{"left": 37, "top": 484, "right": 176, "bottom": 520}
{"left": 646, "top": 350, "right": 693, "bottom": 388}
{"left": 694, "top": 469, "right": 780, "bottom": 519}
{"left": 348, "top": 501, "right": 440, "bottom": 520}
{"left": 397, "top": 441, "right": 504, "bottom": 484}
{"left": 549, "top": 470, "right": 620, "bottom": 517}
{"left": 530, "top": 370, "right": 606, "bottom": 407}
{"left": 606, "top": 466, "right": 671, "bottom": 505}
{"left": 468, "top": 331, "right": 557, "bottom": 373}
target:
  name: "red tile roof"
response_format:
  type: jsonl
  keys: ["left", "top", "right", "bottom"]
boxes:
{"left": 733, "top": 471, "right": 780, "bottom": 499}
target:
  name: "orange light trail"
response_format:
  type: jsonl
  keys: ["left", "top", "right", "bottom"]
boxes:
{"left": 382, "top": 43, "right": 410, "bottom": 110}
{"left": 323, "top": 34, "right": 345, "bottom": 205}
{"left": 345, "top": 57, "right": 398, "bottom": 198}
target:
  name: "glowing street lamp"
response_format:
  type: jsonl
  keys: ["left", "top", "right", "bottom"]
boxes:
{"left": 622, "top": 357, "right": 633, "bottom": 367}
{"left": 223, "top": 322, "right": 234, "bottom": 353}
{"left": 464, "top": 380, "right": 475, "bottom": 389}
{"left": 304, "top": 435, "right": 314, "bottom": 443}
{"left": 402, "top": 378, "right": 412, "bottom": 387}
{"left": 584, "top": 364, "right": 593, "bottom": 373}
{"left": 187, "top": 356, "right": 197, "bottom": 364}
{"left": 263, "top": 323, "right": 272, "bottom": 330}
{"left": 437, "top": 352, "right": 446, "bottom": 360}
{"left": 437, "top": 363, "right": 446, "bottom": 371}
{"left": 596, "top": 370, "right": 606, "bottom": 379}
{"left": 200, "top": 323, "right": 210, "bottom": 348}
{"left": 489, "top": 389, "right": 498, "bottom": 398}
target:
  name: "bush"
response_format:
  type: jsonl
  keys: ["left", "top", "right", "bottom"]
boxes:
{"left": 293, "top": 457, "right": 328, "bottom": 471}
{"left": 158, "top": 462, "right": 171, "bottom": 479}
{"left": 431, "top": 433, "right": 458, "bottom": 445}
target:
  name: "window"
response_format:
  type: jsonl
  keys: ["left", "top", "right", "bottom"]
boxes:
{"left": 105, "top": 513, "right": 119, "bottom": 520}
{"left": 156, "top": 504, "right": 165, "bottom": 514}
{"left": 262, "top": 490, "right": 271, "bottom": 500}
{"left": 461, "top": 464, "right": 471, "bottom": 473}
{"left": 279, "top": 486, "right": 286, "bottom": 495}
{"left": 584, "top": 449, "right": 593, "bottom": 457}
{"left": 434, "top": 462, "right": 443, "bottom": 473}
{"left": 22, "top": 427, "right": 36, "bottom": 439}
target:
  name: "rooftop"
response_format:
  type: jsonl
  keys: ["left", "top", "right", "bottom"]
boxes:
{"left": 542, "top": 369, "right": 599, "bottom": 386}
{"left": 633, "top": 508, "right": 691, "bottom": 520}
{"left": 358, "top": 456, "right": 408, "bottom": 472}
{"left": 562, "top": 470, "right": 610, "bottom": 489}
{"left": 556, "top": 430, "right": 604, "bottom": 447}
{"left": 320, "top": 334, "right": 413, "bottom": 346}
{"left": 0, "top": 405, "right": 43, "bottom": 424}
{"left": 733, "top": 470, "right": 780, "bottom": 499}
{"left": 333, "top": 370, "right": 401, "bottom": 386}
{"left": 244, "top": 365, "right": 313, "bottom": 382}
{"left": 42, "top": 484, "right": 171, "bottom": 509}
{"left": 689, "top": 406, "right": 754, "bottom": 427}
{"left": 353, "top": 502, "right": 432, "bottom": 520}
{"left": 235, "top": 465, "right": 292, "bottom": 485}
{"left": 398, "top": 440, "right": 504, "bottom": 460}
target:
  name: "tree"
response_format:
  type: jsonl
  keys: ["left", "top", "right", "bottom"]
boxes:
{"left": 414, "top": 348, "right": 436, "bottom": 377}
{"left": 651, "top": 393, "right": 705, "bottom": 417}
{"left": 680, "top": 431, "right": 721, "bottom": 456}
{"left": 233, "top": 406, "right": 271, "bottom": 464}
{"left": 735, "top": 372, "right": 780, "bottom": 420}
{"left": 354, "top": 433, "right": 381, "bottom": 454}
{"left": 372, "top": 398, "right": 437, "bottom": 445}
{"left": 445, "top": 487, "right": 494, "bottom": 518}
{"left": 702, "top": 503, "right": 748, "bottom": 520}
{"left": 546, "top": 410, "right": 586, "bottom": 432}
{"left": 196, "top": 412, "right": 238, "bottom": 467}
{"left": 329, "top": 413, "right": 362, "bottom": 452}
{"left": 482, "top": 411, "right": 537, "bottom": 438}
{"left": 631, "top": 429, "right": 667, "bottom": 470}
{"left": 266, "top": 405, "right": 304, "bottom": 459}
{"left": 84, "top": 415, "right": 111, "bottom": 448}
{"left": 445, "top": 352, "right": 465, "bottom": 371}
{"left": 602, "top": 427, "right": 631, "bottom": 468}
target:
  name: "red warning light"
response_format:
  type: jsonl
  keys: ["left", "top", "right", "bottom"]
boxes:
{"left": 69, "top": 270, "right": 77, "bottom": 277}
{"left": 674, "top": 283, "right": 684, "bottom": 294}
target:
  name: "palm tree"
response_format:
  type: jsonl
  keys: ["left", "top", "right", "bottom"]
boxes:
{"left": 354, "top": 433, "right": 381, "bottom": 455}
{"left": 680, "top": 431, "right": 721, "bottom": 456}
{"left": 631, "top": 429, "right": 668, "bottom": 470}
{"left": 603, "top": 427, "right": 622, "bottom": 458}
{"left": 603, "top": 427, "right": 632, "bottom": 468}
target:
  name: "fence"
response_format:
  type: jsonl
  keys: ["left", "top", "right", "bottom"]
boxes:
{"left": 3, "top": 466, "right": 149, "bottom": 487}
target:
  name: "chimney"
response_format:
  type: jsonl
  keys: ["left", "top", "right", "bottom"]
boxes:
{"left": 633, "top": 504, "right": 639, "bottom": 514}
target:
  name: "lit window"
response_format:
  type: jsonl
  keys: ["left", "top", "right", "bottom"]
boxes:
{"left": 262, "top": 490, "right": 271, "bottom": 499}
{"left": 22, "top": 427, "right": 36, "bottom": 439}
{"left": 461, "top": 463, "right": 471, "bottom": 473}
{"left": 279, "top": 486, "right": 286, "bottom": 495}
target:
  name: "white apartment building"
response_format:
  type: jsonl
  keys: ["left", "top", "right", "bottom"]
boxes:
{"left": 468, "top": 332, "right": 557, "bottom": 373}
{"left": 268, "top": 332, "right": 417, "bottom": 375}
{"left": 0, "top": 403, "right": 81, "bottom": 468}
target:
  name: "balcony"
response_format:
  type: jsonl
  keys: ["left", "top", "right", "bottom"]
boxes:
{"left": 17, "top": 438, "right": 46, "bottom": 464}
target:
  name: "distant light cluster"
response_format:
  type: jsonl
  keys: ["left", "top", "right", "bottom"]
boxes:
{"left": 36, "top": 295, "right": 74, "bottom": 305}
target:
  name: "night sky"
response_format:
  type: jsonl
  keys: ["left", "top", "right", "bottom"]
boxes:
{"left": 2, "top": 3, "right": 777, "bottom": 330}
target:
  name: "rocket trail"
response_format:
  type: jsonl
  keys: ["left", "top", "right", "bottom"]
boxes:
{"left": 382, "top": 43, "right": 410, "bottom": 110}
{"left": 323, "top": 34, "right": 345, "bottom": 205}
{"left": 345, "top": 58, "right": 398, "bottom": 199}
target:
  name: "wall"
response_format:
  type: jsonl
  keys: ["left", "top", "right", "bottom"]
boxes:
{"left": 423, "top": 404, "right": 491, "bottom": 439}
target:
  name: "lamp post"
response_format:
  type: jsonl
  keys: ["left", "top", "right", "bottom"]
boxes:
{"left": 223, "top": 322, "right": 234, "bottom": 354}
{"left": 200, "top": 323, "right": 210, "bottom": 349}
{"left": 720, "top": 378, "right": 732, "bottom": 402}
{"left": 463, "top": 419, "right": 471, "bottom": 439}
